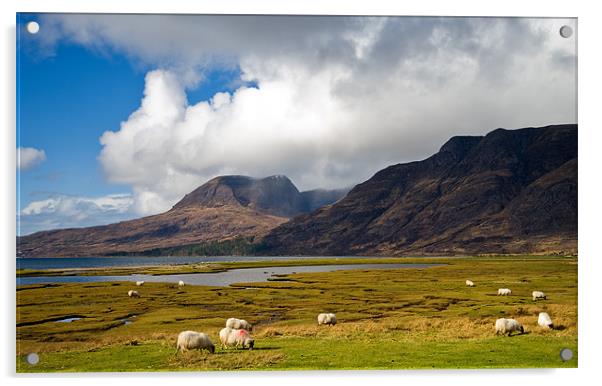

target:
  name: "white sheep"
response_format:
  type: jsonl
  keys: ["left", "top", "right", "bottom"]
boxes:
{"left": 219, "top": 327, "right": 232, "bottom": 349}
{"left": 466, "top": 280, "right": 475, "bottom": 287}
{"left": 497, "top": 288, "right": 512, "bottom": 296}
{"left": 127, "top": 290, "right": 140, "bottom": 298}
{"left": 219, "top": 327, "right": 254, "bottom": 350}
{"left": 178, "top": 280, "right": 185, "bottom": 287}
{"left": 538, "top": 312, "right": 554, "bottom": 329}
{"left": 226, "top": 317, "right": 253, "bottom": 331}
{"left": 495, "top": 318, "right": 524, "bottom": 336}
{"left": 317, "top": 313, "right": 337, "bottom": 326}
{"left": 532, "top": 291, "right": 547, "bottom": 301}
{"left": 176, "top": 331, "right": 215, "bottom": 354}
{"left": 136, "top": 281, "right": 145, "bottom": 286}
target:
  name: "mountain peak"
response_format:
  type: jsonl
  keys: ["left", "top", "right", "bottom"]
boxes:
{"left": 17, "top": 173, "right": 348, "bottom": 257}
{"left": 172, "top": 174, "right": 345, "bottom": 218}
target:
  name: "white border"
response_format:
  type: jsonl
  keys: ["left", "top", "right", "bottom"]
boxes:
{"left": 2, "top": 1, "right": 600, "bottom": 386}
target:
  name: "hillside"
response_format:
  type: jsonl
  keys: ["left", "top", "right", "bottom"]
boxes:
{"left": 260, "top": 124, "right": 577, "bottom": 256}
{"left": 17, "top": 176, "right": 347, "bottom": 257}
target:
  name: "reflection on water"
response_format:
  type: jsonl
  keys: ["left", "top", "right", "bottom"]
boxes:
{"left": 17, "top": 263, "right": 442, "bottom": 287}
{"left": 55, "top": 317, "right": 82, "bottom": 323}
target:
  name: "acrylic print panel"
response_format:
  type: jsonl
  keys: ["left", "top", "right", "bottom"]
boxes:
{"left": 16, "top": 13, "right": 577, "bottom": 372}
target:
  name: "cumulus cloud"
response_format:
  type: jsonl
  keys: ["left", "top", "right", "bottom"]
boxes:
{"left": 19, "top": 194, "right": 135, "bottom": 235}
{"left": 18, "top": 147, "right": 47, "bottom": 171}
{"left": 33, "top": 15, "right": 577, "bottom": 216}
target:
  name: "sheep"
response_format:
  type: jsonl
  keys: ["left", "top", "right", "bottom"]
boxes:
{"left": 127, "top": 290, "right": 140, "bottom": 298}
{"left": 317, "top": 313, "right": 337, "bottom": 326}
{"left": 178, "top": 280, "right": 185, "bottom": 287}
{"left": 532, "top": 291, "right": 547, "bottom": 301}
{"left": 466, "top": 280, "right": 475, "bottom": 287}
{"left": 176, "top": 331, "right": 215, "bottom": 354}
{"left": 136, "top": 281, "right": 145, "bottom": 286}
{"left": 226, "top": 317, "right": 253, "bottom": 331}
{"left": 497, "top": 288, "right": 512, "bottom": 296}
{"left": 538, "top": 312, "right": 554, "bottom": 329}
{"left": 219, "top": 327, "right": 254, "bottom": 350}
{"left": 219, "top": 327, "right": 232, "bottom": 349}
{"left": 495, "top": 318, "right": 524, "bottom": 336}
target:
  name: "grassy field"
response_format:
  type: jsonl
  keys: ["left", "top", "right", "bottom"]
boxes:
{"left": 16, "top": 256, "right": 577, "bottom": 372}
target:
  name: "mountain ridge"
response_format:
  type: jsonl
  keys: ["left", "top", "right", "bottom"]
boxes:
{"left": 260, "top": 124, "right": 577, "bottom": 256}
{"left": 17, "top": 175, "right": 348, "bottom": 257}
{"left": 17, "top": 124, "right": 577, "bottom": 257}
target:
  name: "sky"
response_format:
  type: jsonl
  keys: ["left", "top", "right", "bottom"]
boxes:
{"left": 16, "top": 14, "right": 577, "bottom": 235}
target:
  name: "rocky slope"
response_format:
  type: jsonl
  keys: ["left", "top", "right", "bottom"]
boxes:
{"left": 260, "top": 124, "right": 577, "bottom": 256}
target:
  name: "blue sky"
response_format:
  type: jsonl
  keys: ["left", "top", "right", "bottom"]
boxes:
{"left": 16, "top": 13, "right": 250, "bottom": 235}
{"left": 16, "top": 14, "right": 576, "bottom": 236}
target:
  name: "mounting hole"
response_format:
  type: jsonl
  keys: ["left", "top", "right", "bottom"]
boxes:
{"left": 26, "top": 352, "right": 39, "bottom": 365}
{"left": 26, "top": 21, "right": 40, "bottom": 34}
{"left": 560, "top": 348, "right": 573, "bottom": 361}
{"left": 559, "top": 25, "right": 573, "bottom": 39}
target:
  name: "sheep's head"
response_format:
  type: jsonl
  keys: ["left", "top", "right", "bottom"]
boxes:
{"left": 248, "top": 339, "right": 254, "bottom": 350}
{"left": 208, "top": 344, "right": 215, "bottom": 354}
{"left": 519, "top": 325, "right": 525, "bottom": 334}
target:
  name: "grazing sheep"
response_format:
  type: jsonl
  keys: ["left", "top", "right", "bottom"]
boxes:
{"left": 466, "top": 280, "right": 475, "bottom": 287}
{"left": 136, "top": 281, "right": 145, "bottom": 286}
{"left": 219, "top": 327, "right": 254, "bottom": 350}
{"left": 495, "top": 318, "right": 524, "bottom": 336}
{"left": 176, "top": 331, "right": 215, "bottom": 354}
{"left": 127, "top": 290, "right": 140, "bottom": 298}
{"left": 226, "top": 318, "right": 253, "bottom": 331}
{"left": 532, "top": 291, "right": 547, "bottom": 301}
{"left": 317, "top": 313, "right": 337, "bottom": 326}
{"left": 497, "top": 288, "right": 512, "bottom": 296}
{"left": 178, "top": 280, "right": 185, "bottom": 287}
{"left": 538, "top": 312, "right": 554, "bottom": 329}
{"left": 219, "top": 327, "right": 232, "bottom": 349}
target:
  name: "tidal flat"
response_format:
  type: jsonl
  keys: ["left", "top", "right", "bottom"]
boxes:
{"left": 16, "top": 256, "right": 577, "bottom": 372}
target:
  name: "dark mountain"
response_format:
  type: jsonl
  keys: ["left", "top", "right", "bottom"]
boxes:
{"left": 260, "top": 124, "right": 577, "bottom": 256}
{"left": 173, "top": 175, "right": 348, "bottom": 217}
{"left": 17, "top": 175, "right": 347, "bottom": 257}
{"left": 300, "top": 188, "right": 351, "bottom": 213}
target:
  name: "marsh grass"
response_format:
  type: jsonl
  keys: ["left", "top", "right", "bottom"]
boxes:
{"left": 16, "top": 257, "right": 577, "bottom": 371}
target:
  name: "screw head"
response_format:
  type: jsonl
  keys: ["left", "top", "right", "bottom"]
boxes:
{"left": 560, "top": 348, "right": 573, "bottom": 361}
{"left": 559, "top": 25, "right": 573, "bottom": 38}
{"left": 26, "top": 352, "right": 39, "bottom": 365}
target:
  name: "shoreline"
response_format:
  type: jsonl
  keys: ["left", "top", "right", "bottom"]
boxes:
{"left": 16, "top": 255, "right": 576, "bottom": 278}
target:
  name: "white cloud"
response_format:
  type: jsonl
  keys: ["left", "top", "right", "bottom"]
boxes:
{"left": 33, "top": 15, "right": 577, "bottom": 216}
{"left": 19, "top": 194, "right": 135, "bottom": 235}
{"left": 18, "top": 147, "right": 47, "bottom": 170}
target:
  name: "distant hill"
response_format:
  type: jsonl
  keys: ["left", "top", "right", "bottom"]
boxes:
{"left": 260, "top": 124, "right": 577, "bottom": 256}
{"left": 17, "top": 176, "right": 348, "bottom": 257}
{"left": 173, "top": 175, "right": 349, "bottom": 217}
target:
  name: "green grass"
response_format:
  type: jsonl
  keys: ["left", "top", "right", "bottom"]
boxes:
{"left": 16, "top": 257, "right": 577, "bottom": 372}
